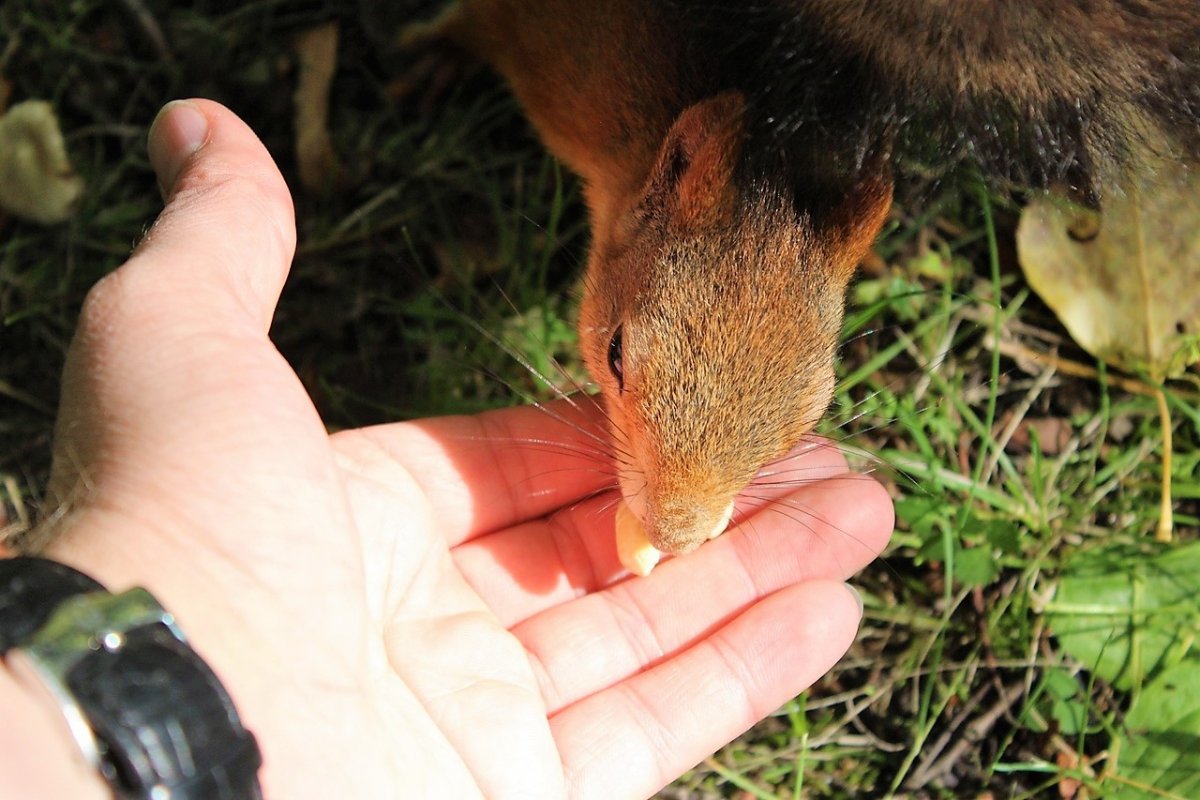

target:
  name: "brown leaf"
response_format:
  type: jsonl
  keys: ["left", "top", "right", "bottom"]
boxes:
{"left": 1016, "top": 164, "right": 1200, "bottom": 381}
{"left": 0, "top": 100, "right": 84, "bottom": 225}
{"left": 1009, "top": 416, "right": 1073, "bottom": 455}
{"left": 292, "top": 22, "right": 342, "bottom": 193}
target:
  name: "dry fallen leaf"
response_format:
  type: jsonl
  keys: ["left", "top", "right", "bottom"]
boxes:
{"left": 0, "top": 100, "right": 84, "bottom": 225}
{"left": 1017, "top": 162, "right": 1200, "bottom": 541}
{"left": 292, "top": 22, "right": 342, "bottom": 193}
{"left": 1016, "top": 166, "right": 1200, "bottom": 382}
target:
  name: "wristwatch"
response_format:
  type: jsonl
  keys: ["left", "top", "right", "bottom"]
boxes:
{"left": 0, "top": 557, "right": 263, "bottom": 799}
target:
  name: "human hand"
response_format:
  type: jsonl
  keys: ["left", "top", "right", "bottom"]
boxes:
{"left": 23, "top": 100, "right": 893, "bottom": 799}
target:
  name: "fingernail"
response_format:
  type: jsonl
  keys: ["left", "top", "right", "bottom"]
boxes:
{"left": 147, "top": 100, "right": 210, "bottom": 196}
{"left": 843, "top": 583, "right": 865, "bottom": 617}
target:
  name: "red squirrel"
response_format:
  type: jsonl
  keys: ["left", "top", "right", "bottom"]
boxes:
{"left": 402, "top": 0, "right": 1200, "bottom": 569}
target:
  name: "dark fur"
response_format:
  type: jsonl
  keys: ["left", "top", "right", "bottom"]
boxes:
{"left": 675, "top": 1, "right": 1200, "bottom": 201}
{"left": 405, "top": 0, "right": 1200, "bottom": 553}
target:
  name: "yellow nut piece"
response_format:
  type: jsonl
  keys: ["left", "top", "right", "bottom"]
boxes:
{"left": 708, "top": 500, "right": 736, "bottom": 540}
{"left": 615, "top": 501, "right": 661, "bottom": 576}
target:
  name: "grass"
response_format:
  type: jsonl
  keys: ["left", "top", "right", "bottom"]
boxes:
{"left": 2, "top": 2, "right": 1197, "bottom": 798}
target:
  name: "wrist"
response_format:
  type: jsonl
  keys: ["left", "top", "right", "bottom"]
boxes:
{"left": 0, "top": 656, "right": 110, "bottom": 799}
{"left": 0, "top": 555, "right": 264, "bottom": 799}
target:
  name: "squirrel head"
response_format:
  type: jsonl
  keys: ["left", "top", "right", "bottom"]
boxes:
{"left": 579, "top": 91, "right": 892, "bottom": 555}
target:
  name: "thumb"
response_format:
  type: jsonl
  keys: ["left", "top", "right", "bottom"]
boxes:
{"left": 139, "top": 99, "right": 296, "bottom": 332}
{"left": 37, "top": 100, "right": 310, "bottom": 545}
{"left": 67, "top": 99, "right": 296, "bottom": 370}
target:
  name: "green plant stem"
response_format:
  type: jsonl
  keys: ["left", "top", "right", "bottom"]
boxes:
{"left": 1154, "top": 385, "right": 1174, "bottom": 542}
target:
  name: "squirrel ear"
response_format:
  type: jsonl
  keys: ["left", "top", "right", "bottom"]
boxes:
{"left": 641, "top": 91, "right": 746, "bottom": 228}
{"left": 808, "top": 161, "right": 894, "bottom": 280}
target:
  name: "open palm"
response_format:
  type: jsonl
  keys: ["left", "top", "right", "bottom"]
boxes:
{"left": 35, "top": 100, "right": 892, "bottom": 799}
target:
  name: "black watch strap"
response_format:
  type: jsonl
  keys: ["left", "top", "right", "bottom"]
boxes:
{"left": 0, "top": 557, "right": 262, "bottom": 799}
{"left": 0, "top": 556, "right": 103, "bottom": 650}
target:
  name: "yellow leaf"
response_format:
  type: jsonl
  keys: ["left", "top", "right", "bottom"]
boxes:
{"left": 1016, "top": 166, "right": 1200, "bottom": 382}
{"left": 0, "top": 100, "right": 84, "bottom": 225}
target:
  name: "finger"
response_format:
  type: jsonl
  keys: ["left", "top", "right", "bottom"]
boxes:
{"left": 551, "top": 580, "right": 863, "bottom": 800}
{"left": 450, "top": 438, "right": 864, "bottom": 628}
{"left": 57, "top": 99, "right": 300, "bottom": 435}
{"left": 53, "top": 98, "right": 302, "bottom": 419}
{"left": 45, "top": 100, "right": 317, "bottom": 528}
{"left": 331, "top": 396, "right": 617, "bottom": 545}
{"left": 510, "top": 474, "right": 891, "bottom": 710}
{"left": 140, "top": 98, "right": 296, "bottom": 331}
{"left": 76, "top": 100, "right": 295, "bottom": 345}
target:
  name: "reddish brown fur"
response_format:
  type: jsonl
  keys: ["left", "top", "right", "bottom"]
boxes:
{"left": 407, "top": 0, "right": 897, "bottom": 552}
{"left": 666, "top": 94, "right": 744, "bottom": 230}
{"left": 404, "top": 0, "right": 1193, "bottom": 553}
{"left": 584, "top": 181, "right": 889, "bottom": 552}
{"left": 409, "top": 0, "right": 706, "bottom": 234}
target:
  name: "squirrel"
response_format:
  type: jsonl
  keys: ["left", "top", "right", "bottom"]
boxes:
{"left": 401, "top": 0, "right": 1200, "bottom": 566}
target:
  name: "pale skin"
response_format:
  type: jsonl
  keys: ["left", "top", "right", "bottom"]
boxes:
{"left": 0, "top": 100, "right": 894, "bottom": 799}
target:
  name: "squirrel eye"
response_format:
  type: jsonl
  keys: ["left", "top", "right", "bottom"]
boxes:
{"left": 607, "top": 326, "right": 624, "bottom": 390}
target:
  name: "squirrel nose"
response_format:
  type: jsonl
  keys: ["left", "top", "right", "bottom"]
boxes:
{"left": 648, "top": 498, "right": 736, "bottom": 554}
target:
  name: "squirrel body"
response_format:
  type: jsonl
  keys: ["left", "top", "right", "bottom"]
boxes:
{"left": 406, "top": 0, "right": 1200, "bottom": 556}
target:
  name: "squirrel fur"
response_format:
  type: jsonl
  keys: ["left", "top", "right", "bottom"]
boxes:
{"left": 403, "top": 0, "right": 1200, "bottom": 556}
